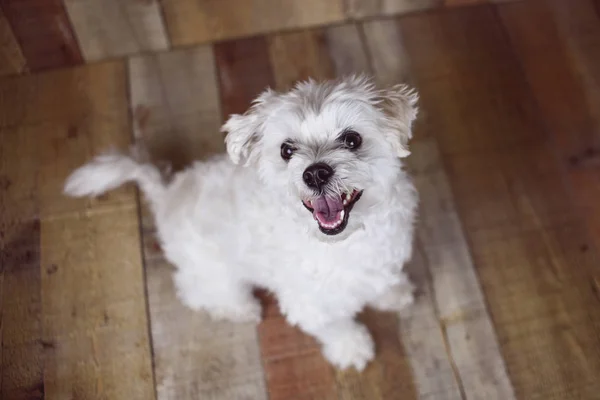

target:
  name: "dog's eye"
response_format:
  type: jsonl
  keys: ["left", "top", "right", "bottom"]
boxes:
{"left": 281, "top": 142, "right": 296, "bottom": 161}
{"left": 340, "top": 130, "right": 362, "bottom": 150}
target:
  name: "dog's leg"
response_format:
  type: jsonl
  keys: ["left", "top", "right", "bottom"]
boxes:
{"left": 368, "top": 273, "right": 415, "bottom": 312}
{"left": 281, "top": 298, "right": 374, "bottom": 370}
{"left": 308, "top": 319, "right": 375, "bottom": 371}
{"left": 173, "top": 269, "right": 261, "bottom": 323}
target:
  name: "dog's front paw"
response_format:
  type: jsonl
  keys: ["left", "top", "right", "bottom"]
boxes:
{"left": 321, "top": 323, "right": 374, "bottom": 371}
{"left": 370, "top": 280, "right": 415, "bottom": 313}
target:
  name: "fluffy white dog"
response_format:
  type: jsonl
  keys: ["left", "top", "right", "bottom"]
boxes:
{"left": 64, "top": 75, "right": 419, "bottom": 371}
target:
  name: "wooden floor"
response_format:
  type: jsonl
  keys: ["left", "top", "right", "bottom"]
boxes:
{"left": 1, "top": 0, "right": 600, "bottom": 399}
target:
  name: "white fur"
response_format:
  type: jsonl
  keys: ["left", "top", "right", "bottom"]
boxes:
{"left": 64, "top": 75, "right": 419, "bottom": 371}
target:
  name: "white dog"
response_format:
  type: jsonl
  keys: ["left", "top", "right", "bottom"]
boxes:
{"left": 64, "top": 75, "right": 419, "bottom": 371}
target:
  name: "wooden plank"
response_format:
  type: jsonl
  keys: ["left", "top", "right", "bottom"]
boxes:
{"left": 129, "top": 46, "right": 224, "bottom": 170}
{"left": 324, "top": 23, "right": 371, "bottom": 76}
{"left": 532, "top": 0, "right": 600, "bottom": 251}
{"left": 129, "top": 45, "right": 269, "bottom": 400}
{"left": 344, "top": 0, "right": 439, "bottom": 19}
{"left": 498, "top": 0, "right": 600, "bottom": 262}
{"left": 63, "top": 0, "right": 169, "bottom": 62}
{"left": 0, "top": 8, "right": 26, "bottom": 76}
{"left": 546, "top": 0, "right": 600, "bottom": 136}
{"left": 0, "top": 125, "right": 42, "bottom": 399}
{"left": 214, "top": 36, "right": 275, "bottom": 120}
{"left": 400, "top": 5, "right": 600, "bottom": 399}
{"left": 0, "top": 0, "right": 82, "bottom": 71}
{"left": 0, "top": 62, "right": 155, "bottom": 398}
{"left": 268, "top": 29, "right": 335, "bottom": 91}
{"left": 443, "top": 0, "right": 486, "bottom": 6}
{"left": 365, "top": 16, "right": 514, "bottom": 399}
{"left": 161, "top": 0, "right": 345, "bottom": 46}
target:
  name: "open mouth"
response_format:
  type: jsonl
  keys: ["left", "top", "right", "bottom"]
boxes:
{"left": 302, "top": 189, "right": 363, "bottom": 235}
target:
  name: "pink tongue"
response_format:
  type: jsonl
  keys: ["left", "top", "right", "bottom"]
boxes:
{"left": 312, "top": 195, "right": 343, "bottom": 223}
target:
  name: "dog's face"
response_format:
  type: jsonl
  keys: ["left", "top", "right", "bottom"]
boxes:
{"left": 222, "top": 76, "right": 418, "bottom": 238}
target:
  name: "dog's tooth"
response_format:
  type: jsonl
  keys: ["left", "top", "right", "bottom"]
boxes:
{"left": 343, "top": 199, "right": 348, "bottom": 206}
{"left": 340, "top": 210, "right": 345, "bottom": 220}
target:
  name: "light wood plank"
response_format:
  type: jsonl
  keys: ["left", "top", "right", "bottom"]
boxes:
{"left": 64, "top": 0, "right": 169, "bottom": 61}
{"left": 400, "top": 5, "right": 600, "bottom": 399}
{"left": 365, "top": 17, "right": 515, "bottom": 399}
{"left": 129, "top": 45, "right": 269, "bottom": 400}
{"left": 344, "top": 0, "right": 439, "bottom": 19}
{"left": 0, "top": 8, "right": 26, "bottom": 76}
{"left": 129, "top": 46, "right": 223, "bottom": 170}
{"left": 0, "top": 62, "right": 155, "bottom": 399}
{"left": 0, "top": 0, "right": 82, "bottom": 71}
{"left": 268, "top": 29, "right": 335, "bottom": 91}
{"left": 325, "top": 23, "right": 371, "bottom": 77}
{"left": 161, "top": 0, "right": 345, "bottom": 46}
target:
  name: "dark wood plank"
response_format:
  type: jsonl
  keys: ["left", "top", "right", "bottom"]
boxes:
{"left": 364, "top": 17, "right": 514, "bottom": 399}
{"left": 539, "top": 0, "right": 600, "bottom": 251}
{"left": 0, "top": 0, "right": 82, "bottom": 71}
{"left": 0, "top": 7, "right": 26, "bottom": 76}
{"left": 0, "top": 62, "right": 155, "bottom": 399}
{"left": 546, "top": 0, "right": 600, "bottom": 136}
{"left": 499, "top": 0, "right": 600, "bottom": 263}
{"left": 400, "top": 5, "right": 600, "bottom": 399}
{"left": 214, "top": 36, "right": 275, "bottom": 119}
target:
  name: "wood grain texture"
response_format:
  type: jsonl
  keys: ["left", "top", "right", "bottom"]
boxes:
{"left": 344, "top": 0, "right": 439, "bottom": 19}
{"left": 538, "top": 0, "right": 600, "bottom": 252}
{"left": 498, "top": 0, "right": 600, "bottom": 259}
{"left": 258, "top": 296, "right": 338, "bottom": 400}
{"left": 324, "top": 24, "right": 371, "bottom": 77}
{"left": 546, "top": 0, "right": 600, "bottom": 135}
{"left": 0, "top": 62, "right": 155, "bottom": 399}
{"left": 214, "top": 36, "right": 275, "bottom": 119}
{"left": 129, "top": 46, "right": 224, "bottom": 170}
{"left": 407, "top": 139, "right": 515, "bottom": 399}
{"left": 130, "top": 45, "right": 268, "bottom": 400}
{"left": 63, "top": 0, "right": 169, "bottom": 61}
{"left": 364, "top": 17, "right": 514, "bottom": 399}
{"left": 161, "top": 0, "right": 345, "bottom": 46}
{"left": 0, "top": 126, "right": 42, "bottom": 399}
{"left": 268, "top": 29, "right": 335, "bottom": 91}
{"left": 0, "top": 0, "right": 82, "bottom": 71}
{"left": 400, "top": 5, "right": 600, "bottom": 399}
{"left": 0, "top": 8, "right": 26, "bottom": 76}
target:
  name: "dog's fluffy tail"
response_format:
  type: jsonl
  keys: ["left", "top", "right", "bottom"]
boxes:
{"left": 64, "top": 149, "right": 166, "bottom": 207}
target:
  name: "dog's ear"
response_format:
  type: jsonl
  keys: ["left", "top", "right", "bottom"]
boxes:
{"left": 377, "top": 84, "right": 419, "bottom": 158}
{"left": 222, "top": 89, "right": 278, "bottom": 166}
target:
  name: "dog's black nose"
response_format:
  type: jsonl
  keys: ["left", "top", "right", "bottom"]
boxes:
{"left": 303, "top": 163, "right": 334, "bottom": 190}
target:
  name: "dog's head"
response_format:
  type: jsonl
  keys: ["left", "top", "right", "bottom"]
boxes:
{"left": 222, "top": 75, "right": 418, "bottom": 238}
